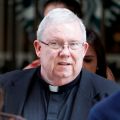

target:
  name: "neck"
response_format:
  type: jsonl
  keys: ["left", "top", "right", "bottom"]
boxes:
{"left": 41, "top": 74, "right": 76, "bottom": 86}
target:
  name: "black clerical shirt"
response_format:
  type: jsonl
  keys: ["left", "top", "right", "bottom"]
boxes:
{"left": 22, "top": 70, "right": 80, "bottom": 120}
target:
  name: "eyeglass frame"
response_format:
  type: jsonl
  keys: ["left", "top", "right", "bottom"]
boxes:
{"left": 40, "top": 40, "right": 85, "bottom": 50}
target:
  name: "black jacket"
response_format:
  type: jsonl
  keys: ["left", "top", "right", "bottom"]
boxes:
{"left": 0, "top": 68, "right": 119, "bottom": 120}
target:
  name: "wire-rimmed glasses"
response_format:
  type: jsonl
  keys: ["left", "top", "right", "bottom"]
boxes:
{"left": 40, "top": 41, "right": 84, "bottom": 50}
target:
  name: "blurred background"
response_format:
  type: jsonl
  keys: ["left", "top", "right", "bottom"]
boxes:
{"left": 0, "top": 0, "right": 120, "bottom": 80}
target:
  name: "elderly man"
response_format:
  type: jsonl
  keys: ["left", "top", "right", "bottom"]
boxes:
{"left": 0, "top": 8, "right": 119, "bottom": 120}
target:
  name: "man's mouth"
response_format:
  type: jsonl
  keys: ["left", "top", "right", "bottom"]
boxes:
{"left": 58, "top": 62, "right": 71, "bottom": 65}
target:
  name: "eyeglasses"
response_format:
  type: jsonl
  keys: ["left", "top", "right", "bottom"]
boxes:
{"left": 40, "top": 41, "right": 84, "bottom": 50}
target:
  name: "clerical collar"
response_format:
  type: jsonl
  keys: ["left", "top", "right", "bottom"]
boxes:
{"left": 37, "top": 69, "right": 82, "bottom": 93}
{"left": 49, "top": 85, "right": 59, "bottom": 92}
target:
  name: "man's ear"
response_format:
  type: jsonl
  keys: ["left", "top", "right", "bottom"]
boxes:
{"left": 33, "top": 40, "right": 41, "bottom": 57}
{"left": 83, "top": 42, "right": 89, "bottom": 57}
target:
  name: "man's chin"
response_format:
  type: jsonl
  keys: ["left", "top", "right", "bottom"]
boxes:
{"left": 55, "top": 71, "right": 72, "bottom": 78}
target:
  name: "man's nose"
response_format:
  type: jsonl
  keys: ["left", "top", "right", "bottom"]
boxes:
{"left": 59, "top": 45, "right": 71, "bottom": 57}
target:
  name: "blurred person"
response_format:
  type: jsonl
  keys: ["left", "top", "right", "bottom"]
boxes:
{"left": 88, "top": 90, "right": 120, "bottom": 120}
{"left": 24, "top": 59, "right": 40, "bottom": 69}
{"left": 0, "top": 8, "right": 120, "bottom": 120}
{"left": 43, "top": 0, "right": 83, "bottom": 17}
{"left": 83, "top": 29, "right": 115, "bottom": 80}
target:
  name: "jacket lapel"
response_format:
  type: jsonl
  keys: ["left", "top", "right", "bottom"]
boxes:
{"left": 70, "top": 69, "right": 97, "bottom": 120}
{"left": 4, "top": 68, "right": 37, "bottom": 115}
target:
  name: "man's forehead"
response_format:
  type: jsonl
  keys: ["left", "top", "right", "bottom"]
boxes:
{"left": 43, "top": 22, "right": 81, "bottom": 36}
{"left": 45, "top": 21, "right": 80, "bottom": 31}
{"left": 42, "top": 24, "right": 82, "bottom": 42}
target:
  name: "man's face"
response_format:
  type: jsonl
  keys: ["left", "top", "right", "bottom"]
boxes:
{"left": 34, "top": 22, "right": 88, "bottom": 86}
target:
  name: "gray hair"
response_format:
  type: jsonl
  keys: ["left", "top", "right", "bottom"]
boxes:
{"left": 37, "top": 8, "right": 86, "bottom": 42}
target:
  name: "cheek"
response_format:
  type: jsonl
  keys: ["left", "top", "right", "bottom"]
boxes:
{"left": 73, "top": 52, "right": 84, "bottom": 69}
{"left": 40, "top": 50, "right": 57, "bottom": 65}
{"left": 76, "top": 51, "right": 84, "bottom": 62}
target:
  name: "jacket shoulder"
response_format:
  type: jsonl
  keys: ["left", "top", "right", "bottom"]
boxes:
{"left": 0, "top": 68, "right": 37, "bottom": 87}
{"left": 81, "top": 69, "right": 120, "bottom": 95}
